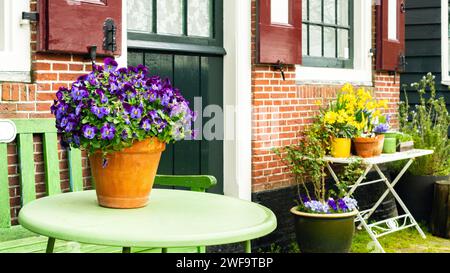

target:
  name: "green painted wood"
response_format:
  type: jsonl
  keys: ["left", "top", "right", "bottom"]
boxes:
{"left": 0, "top": 226, "right": 37, "bottom": 243}
{"left": 17, "top": 134, "right": 36, "bottom": 205}
{"left": 46, "top": 237, "right": 55, "bottom": 253}
{"left": 0, "top": 144, "right": 11, "bottom": 228}
{"left": 174, "top": 55, "right": 201, "bottom": 175}
{"left": 12, "top": 119, "right": 57, "bottom": 134}
{"left": 154, "top": 175, "right": 216, "bottom": 192}
{"left": 43, "top": 133, "right": 61, "bottom": 196}
{"left": 142, "top": 52, "right": 175, "bottom": 175}
{"left": 200, "top": 56, "right": 224, "bottom": 195}
{"left": 18, "top": 190, "right": 277, "bottom": 248}
{"left": 68, "top": 149, "right": 84, "bottom": 192}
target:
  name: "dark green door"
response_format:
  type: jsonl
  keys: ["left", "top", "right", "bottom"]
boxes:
{"left": 127, "top": 0, "right": 224, "bottom": 194}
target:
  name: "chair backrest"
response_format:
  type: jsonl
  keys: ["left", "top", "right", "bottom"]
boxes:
{"left": 0, "top": 119, "right": 217, "bottom": 228}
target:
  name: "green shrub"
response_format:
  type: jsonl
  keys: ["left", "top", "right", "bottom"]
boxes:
{"left": 400, "top": 73, "right": 450, "bottom": 176}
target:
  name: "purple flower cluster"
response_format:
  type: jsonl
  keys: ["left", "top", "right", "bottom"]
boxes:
{"left": 51, "top": 58, "right": 196, "bottom": 155}
{"left": 301, "top": 196, "right": 358, "bottom": 214}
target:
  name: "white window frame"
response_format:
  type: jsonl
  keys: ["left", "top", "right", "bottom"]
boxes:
{"left": 0, "top": 0, "right": 31, "bottom": 83}
{"left": 441, "top": 0, "right": 450, "bottom": 85}
{"left": 296, "top": 0, "right": 373, "bottom": 86}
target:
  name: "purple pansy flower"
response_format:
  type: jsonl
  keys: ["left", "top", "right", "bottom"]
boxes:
{"left": 130, "top": 106, "right": 143, "bottom": 119}
{"left": 100, "top": 124, "right": 116, "bottom": 140}
{"left": 104, "top": 58, "right": 118, "bottom": 72}
{"left": 121, "top": 130, "right": 129, "bottom": 140}
{"left": 140, "top": 118, "right": 152, "bottom": 131}
{"left": 71, "top": 86, "right": 88, "bottom": 101}
{"left": 91, "top": 106, "right": 110, "bottom": 119}
{"left": 82, "top": 125, "right": 97, "bottom": 140}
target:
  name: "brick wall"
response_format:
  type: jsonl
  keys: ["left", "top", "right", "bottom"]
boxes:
{"left": 250, "top": 0, "right": 401, "bottom": 193}
{"left": 0, "top": 1, "right": 95, "bottom": 224}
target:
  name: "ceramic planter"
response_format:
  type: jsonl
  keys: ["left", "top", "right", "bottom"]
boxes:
{"left": 382, "top": 137, "right": 397, "bottom": 154}
{"left": 353, "top": 135, "right": 385, "bottom": 158}
{"left": 291, "top": 208, "right": 358, "bottom": 253}
{"left": 331, "top": 138, "right": 351, "bottom": 158}
{"left": 89, "top": 138, "right": 166, "bottom": 209}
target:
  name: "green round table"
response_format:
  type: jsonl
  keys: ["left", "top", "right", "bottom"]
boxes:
{"left": 18, "top": 190, "right": 277, "bottom": 253}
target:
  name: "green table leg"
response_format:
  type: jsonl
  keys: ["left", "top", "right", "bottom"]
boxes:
{"left": 46, "top": 238, "right": 55, "bottom": 253}
{"left": 197, "top": 246, "right": 206, "bottom": 253}
{"left": 244, "top": 240, "right": 251, "bottom": 253}
{"left": 122, "top": 247, "right": 131, "bottom": 253}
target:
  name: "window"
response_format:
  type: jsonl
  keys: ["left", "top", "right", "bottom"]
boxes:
{"left": 302, "top": 0, "right": 353, "bottom": 68}
{"left": 0, "top": 0, "right": 31, "bottom": 82}
{"left": 127, "top": 0, "right": 212, "bottom": 38}
{"left": 296, "top": 0, "right": 372, "bottom": 85}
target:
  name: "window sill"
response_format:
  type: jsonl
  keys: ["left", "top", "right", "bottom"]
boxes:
{"left": 0, "top": 72, "right": 31, "bottom": 83}
{"left": 295, "top": 65, "right": 373, "bottom": 87}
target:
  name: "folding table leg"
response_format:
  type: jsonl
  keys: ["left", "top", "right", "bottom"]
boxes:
{"left": 46, "top": 237, "right": 55, "bottom": 253}
{"left": 373, "top": 164, "right": 426, "bottom": 239}
{"left": 359, "top": 160, "right": 414, "bottom": 225}
{"left": 244, "top": 241, "right": 252, "bottom": 253}
{"left": 356, "top": 213, "right": 385, "bottom": 253}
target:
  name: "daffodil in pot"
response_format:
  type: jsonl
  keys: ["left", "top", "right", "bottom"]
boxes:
{"left": 51, "top": 58, "right": 196, "bottom": 209}
{"left": 320, "top": 86, "right": 359, "bottom": 158}
{"left": 346, "top": 86, "right": 389, "bottom": 158}
{"left": 274, "top": 121, "right": 360, "bottom": 253}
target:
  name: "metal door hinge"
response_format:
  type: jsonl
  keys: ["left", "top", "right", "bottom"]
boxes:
{"left": 22, "top": 12, "right": 39, "bottom": 22}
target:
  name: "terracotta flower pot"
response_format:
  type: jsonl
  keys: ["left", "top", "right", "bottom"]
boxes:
{"left": 353, "top": 135, "right": 384, "bottom": 158}
{"left": 89, "top": 138, "right": 166, "bottom": 209}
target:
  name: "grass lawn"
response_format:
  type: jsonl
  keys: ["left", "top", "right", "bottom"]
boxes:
{"left": 351, "top": 227, "right": 450, "bottom": 253}
{"left": 261, "top": 226, "right": 450, "bottom": 253}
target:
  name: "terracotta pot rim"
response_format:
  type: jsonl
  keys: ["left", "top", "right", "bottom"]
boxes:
{"left": 290, "top": 207, "right": 358, "bottom": 218}
{"left": 91, "top": 138, "right": 166, "bottom": 155}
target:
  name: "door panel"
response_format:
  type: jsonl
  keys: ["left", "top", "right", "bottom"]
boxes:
{"left": 128, "top": 51, "right": 223, "bottom": 194}
{"left": 173, "top": 55, "right": 202, "bottom": 175}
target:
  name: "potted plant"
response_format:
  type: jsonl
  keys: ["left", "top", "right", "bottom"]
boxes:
{"left": 373, "top": 115, "right": 396, "bottom": 154}
{"left": 345, "top": 85, "right": 389, "bottom": 158}
{"left": 51, "top": 58, "right": 196, "bottom": 209}
{"left": 395, "top": 73, "right": 450, "bottom": 223}
{"left": 275, "top": 122, "right": 360, "bottom": 253}
{"left": 320, "top": 89, "right": 358, "bottom": 158}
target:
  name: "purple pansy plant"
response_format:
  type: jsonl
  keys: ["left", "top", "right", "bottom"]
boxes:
{"left": 300, "top": 195, "right": 358, "bottom": 214}
{"left": 51, "top": 57, "right": 196, "bottom": 157}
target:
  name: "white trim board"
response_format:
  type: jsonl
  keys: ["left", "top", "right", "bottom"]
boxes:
{"left": 223, "top": 0, "right": 252, "bottom": 200}
{"left": 296, "top": 0, "right": 373, "bottom": 86}
{"left": 441, "top": 0, "right": 450, "bottom": 86}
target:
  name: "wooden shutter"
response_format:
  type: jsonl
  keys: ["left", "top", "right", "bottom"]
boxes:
{"left": 257, "top": 0, "right": 302, "bottom": 65}
{"left": 376, "top": 0, "right": 406, "bottom": 71}
{"left": 38, "top": 0, "right": 122, "bottom": 56}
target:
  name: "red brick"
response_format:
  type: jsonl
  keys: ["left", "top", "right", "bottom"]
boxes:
{"left": 59, "top": 73, "right": 84, "bottom": 82}
{"left": 33, "top": 62, "right": 51, "bottom": 71}
{"left": 53, "top": 63, "right": 69, "bottom": 71}
{"left": 34, "top": 72, "right": 58, "bottom": 81}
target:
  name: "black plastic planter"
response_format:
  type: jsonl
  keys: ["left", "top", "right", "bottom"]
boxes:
{"left": 291, "top": 208, "right": 357, "bottom": 253}
{"left": 395, "top": 174, "right": 450, "bottom": 224}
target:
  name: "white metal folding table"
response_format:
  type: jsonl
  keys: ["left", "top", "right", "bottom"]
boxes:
{"left": 323, "top": 149, "right": 434, "bottom": 253}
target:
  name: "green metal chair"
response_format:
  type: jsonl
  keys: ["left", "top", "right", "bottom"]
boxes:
{"left": 0, "top": 119, "right": 216, "bottom": 253}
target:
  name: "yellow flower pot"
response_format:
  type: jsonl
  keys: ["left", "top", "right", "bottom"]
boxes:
{"left": 331, "top": 138, "right": 352, "bottom": 158}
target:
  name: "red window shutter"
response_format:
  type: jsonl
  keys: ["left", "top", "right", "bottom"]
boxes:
{"left": 38, "top": 0, "right": 122, "bottom": 56}
{"left": 376, "top": 0, "right": 406, "bottom": 71}
{"left": 257, "top": 0, "right": 302, "bottom": 65}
